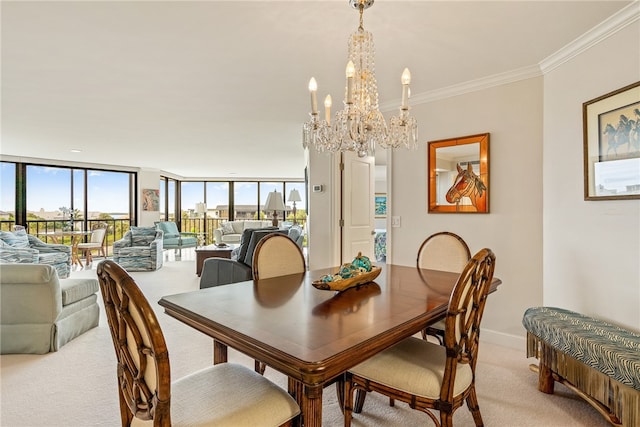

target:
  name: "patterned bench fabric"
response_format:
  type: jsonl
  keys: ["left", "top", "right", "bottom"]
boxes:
{"left": 523, "top": 306, "right": 640, "bottom": 391}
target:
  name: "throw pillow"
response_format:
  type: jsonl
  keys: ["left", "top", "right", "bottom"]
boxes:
{"left": 221, "top": 222, "right": 235, "bottom": 235}
{"left": 130, "top": 226, "right": 157, "bottom": 246}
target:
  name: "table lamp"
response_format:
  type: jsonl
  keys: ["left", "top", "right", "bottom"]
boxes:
{"left": 264, "top": 190, "right": 285, "bottom": 227}
{"left": 196, "top": 202, "right": 207, "bottom": 217}
{"left": 288, "top": 189, "right": 302, "bottom": 224}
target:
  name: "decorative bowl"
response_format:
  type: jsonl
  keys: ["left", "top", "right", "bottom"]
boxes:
{"left": 312, "top": 266, "right": 381, "bottom": 292}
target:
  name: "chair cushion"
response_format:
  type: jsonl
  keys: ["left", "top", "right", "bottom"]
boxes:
{"left": 523, "top": 307, "right": 640, "bottom": 391}
{"left": 158, "top": 363, "right": 299, "bottom": 427}
{"left": 60, "top": 278, "right": 99, "bottom": 306}
{"left": 350, "top": 336, "right": 473, "bottom": 399}
{"left": 156, "top": 222, "right": 180, "bottom": 238}
{"left": 130, "top": 227, "right": 157, "bottom": 246}
{"left": 0, "top": 229, "right": 30, "bottom": 249}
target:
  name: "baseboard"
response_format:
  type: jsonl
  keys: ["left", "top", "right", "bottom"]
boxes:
{"left": 481, "top": 328, "right": 526, "bottom": 351}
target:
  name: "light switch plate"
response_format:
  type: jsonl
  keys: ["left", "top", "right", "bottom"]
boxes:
{"left": 391, "top": 216, "right": 401, "bottom": 227}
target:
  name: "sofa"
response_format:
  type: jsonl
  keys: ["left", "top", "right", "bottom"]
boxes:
{"left": 200, "top": 227, "right": 289, "bottom": 289}
{"left": 0, "top": 264, "right": 100, "bottom": 354}
{"left": 0, "top": 228, "right": 71, "bottom": 279}
{"left": 155, "top": 221, "right": 198, "bottom": 250}
{"left": 112, "top": 226, "right": 163, "bottom": 271}
{"left": 214, "top": 220, "right": 273, "bottom": 244}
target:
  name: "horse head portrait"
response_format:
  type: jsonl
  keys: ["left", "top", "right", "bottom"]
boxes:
{"left": 445, "top": 162, "right": 487, "bottom": 212}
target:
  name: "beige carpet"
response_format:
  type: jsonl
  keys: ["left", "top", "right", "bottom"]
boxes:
{"left": 0, "top": 254, "right": 610, "bottom": 426}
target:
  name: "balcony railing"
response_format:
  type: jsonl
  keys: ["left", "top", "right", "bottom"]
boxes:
{"left": 180, "top": 217, "right": 307, "bottom": 246}
{"left": 1, "top": 219, "right": 131, "bottom": 257}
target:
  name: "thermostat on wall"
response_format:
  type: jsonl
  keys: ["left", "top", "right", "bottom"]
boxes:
{"left": 312, "top": 184, "right": 323, "bottom": 193}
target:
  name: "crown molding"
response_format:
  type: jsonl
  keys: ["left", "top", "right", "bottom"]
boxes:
{"left": 539, "top": 1, "right": 640, "bottom": 74}
{"left": 384, "top": 2, "right": 639, "bottom": 111}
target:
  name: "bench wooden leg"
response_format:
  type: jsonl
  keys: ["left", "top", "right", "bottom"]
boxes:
{"left": 537, "top": 362, "right": 554, "bottom": 394}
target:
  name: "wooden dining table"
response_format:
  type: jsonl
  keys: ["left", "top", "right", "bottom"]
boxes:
{"left": 158, "top": 264, "right": 502, "bottom": 427}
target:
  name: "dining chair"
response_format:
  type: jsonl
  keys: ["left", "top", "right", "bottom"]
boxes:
{"left": 252, "top": 233, "right": 306, "bottom": 374}
{"left": 252, "top": 233, "right": 306, "bottom": 281}
{"left": 96, "top": 260, "right": 300, "bottom": 427}
{"left": 76, "top": 227, "right": 107, "bottom": 265}
{"left": 341, "top": 248, "right": 496, "bottom": 427}
{"left": 417, "top": 231, "right": 471, "bottom": 344}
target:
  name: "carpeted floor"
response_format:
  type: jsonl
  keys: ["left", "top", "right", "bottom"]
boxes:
{"left": 0, "top": 253, "right": 610, "bottom": 426}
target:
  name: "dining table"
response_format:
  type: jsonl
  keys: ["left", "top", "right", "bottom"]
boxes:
{"left": 37, "top": 230, "right": 91, "bottom": 267}
{"left": 158, "top": 264, "right": 502, "bottom": 427}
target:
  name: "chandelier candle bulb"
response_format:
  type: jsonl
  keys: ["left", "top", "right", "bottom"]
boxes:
{"left": 401, "top": 68, "right": 411, "bottom": 109}
{"left": 324, "top": 95, "right": 332, "bottom": 125}
{"left": 346, "top": 61, "right": 355, "bottom": 104}
{"left": 309, "top": 77, "right": 318, "bottom": 115}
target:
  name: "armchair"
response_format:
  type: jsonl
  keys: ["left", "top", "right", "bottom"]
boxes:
{"left": 0, "top": 228, "right": 71, "bottom": 279}
{"left": 199, "top": 227, "right": 287, "bottom": 289}
{"left": 113, "top": 226, "right": 163, "bottom": 271}
{"left": 155, "top": 221, "right": 197, "bottom": 250}
{"left": 1, "top": 264, "right": 100, "bottom": 354}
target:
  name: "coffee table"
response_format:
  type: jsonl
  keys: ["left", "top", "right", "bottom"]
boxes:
{"left": 195, "top": 244, "right": 235, "bottom": 276}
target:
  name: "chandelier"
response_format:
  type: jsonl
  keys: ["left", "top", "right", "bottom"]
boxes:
{"left": 303, "top": 0, "right": 418, "bottom": 157}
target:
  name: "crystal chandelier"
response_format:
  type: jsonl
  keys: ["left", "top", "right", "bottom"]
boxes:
{"left": 303, "top": 0, "right": 418, "bottom": 157}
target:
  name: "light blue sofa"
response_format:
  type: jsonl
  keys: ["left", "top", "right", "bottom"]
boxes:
{"left": 0, "top": 228, "right": 71, "bottom": 279}
{"left": 112, "top": 226, "right": 163, "bottom": 271}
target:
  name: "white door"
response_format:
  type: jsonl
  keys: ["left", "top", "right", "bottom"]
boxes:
{"left": 341, "top": 152, "right": 375, "bottom": 263}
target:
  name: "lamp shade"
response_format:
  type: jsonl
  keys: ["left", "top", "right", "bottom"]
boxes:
{"left": 264, "top": 191, "right": 285, "bottom": 212}
{"left": 288, "top": 189, "right": 302, "bottom": 203}
{"left": 196, "top": 202, "right": 207, "bottom": 214}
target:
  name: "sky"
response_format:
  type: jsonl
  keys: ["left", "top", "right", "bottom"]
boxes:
{"left": 1, "top": 162, "right": 306, "bottom": 214}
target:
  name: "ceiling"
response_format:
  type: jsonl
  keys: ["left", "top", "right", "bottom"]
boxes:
{"left": 1, "top": 1, "right": 632, "bottom": 179}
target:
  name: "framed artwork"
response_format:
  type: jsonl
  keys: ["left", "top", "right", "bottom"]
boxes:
{"left": 142, "top": 189, "right": 160, "bottom": 211}
{"left": 374, "top": 193, "right": 387, "bottom": 218}
{"left": 428, "top": 133, "right": 489, "bottom": 213}
{"left": 583, "top": 81, "right": 640, "bottom": 200}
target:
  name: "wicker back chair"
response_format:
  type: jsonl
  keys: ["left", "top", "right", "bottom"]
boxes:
{"left": 342, "top": 248, "right": 496, "bottom": 427}
{"left": 252, "top": 233, "right": 306, "bottom": 281}
{"left": 97, "top": 260, "right": 300, "bottom": 427}
{"left": 417, "top": 231, "right": 471, "bottom": 344}
{"left": 251, "top": 233, "right": 306, "bottom": 374}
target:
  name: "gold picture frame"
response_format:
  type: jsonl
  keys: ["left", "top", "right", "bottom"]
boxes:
{"left": 583, "top": 81, "right": 640, "bottom": 200}
{"left": 428, "top": 133, "right": 489, "bottom": 213}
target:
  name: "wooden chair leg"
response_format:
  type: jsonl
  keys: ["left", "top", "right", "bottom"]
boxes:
{"left": 254, "top": 360, "right": 266, "bottom": 375}
{"left": 353, "top": 389, "right": 367, "bottom": 413}
{"left": 343, "top": 374, "right": 354, "bottom": 427}
{"left": 466, "top": 386, "right": 484, "bottom": 426}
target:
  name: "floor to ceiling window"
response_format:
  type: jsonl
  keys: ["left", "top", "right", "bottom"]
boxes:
{"left": 1, "top": 161, "right": 136, "bottom": 250}
{"left": 0, "top": 162, "right": 16, "bottom": 231}
{"left": 161, "top": 178, "right": 306, "bottom": 245}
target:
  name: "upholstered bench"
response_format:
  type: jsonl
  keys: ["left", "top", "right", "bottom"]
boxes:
{"left": 1, "top": 264, "right": 100, "bottom": 354}
{"left": 523, "top": 307, "right": 640, "bottom": 426}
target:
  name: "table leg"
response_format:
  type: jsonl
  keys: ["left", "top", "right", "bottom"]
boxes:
{"left": 71, "top": 237, "right": 83, "bottom": 268}
{"left": 213, "top": 340, "right": 228, "bottom": 365}
{"left": 300, "top": 383, "right": 323, "bottom": 427}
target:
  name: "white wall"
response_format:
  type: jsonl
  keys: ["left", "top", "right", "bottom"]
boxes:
{"left": 543, "top": 21, "right": 640, "bottom": 331}
{"left": 390, "top": 77, "right": 544, "bottom": 348}
{"left": 138, "top": 169, "right": 161, "bottom": 227}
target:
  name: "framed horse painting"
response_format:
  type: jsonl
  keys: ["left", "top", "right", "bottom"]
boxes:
{"left": 427, "top": 133, "right": 489, "bottom": 213}
{"left": 583, "top": 81, "right": 640, "bottom": 200}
